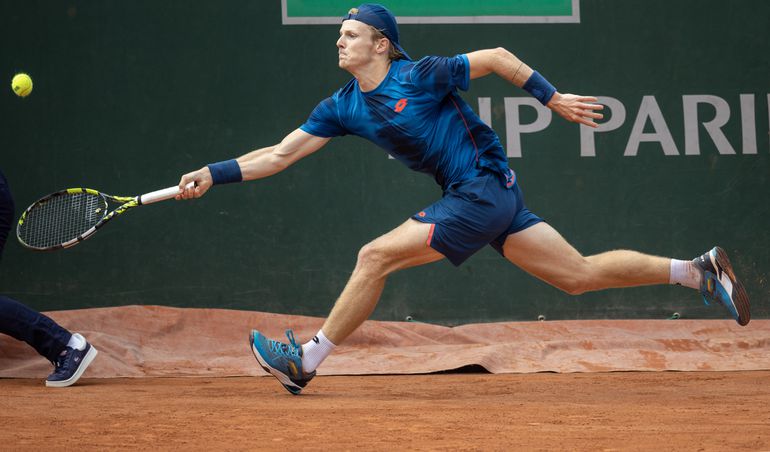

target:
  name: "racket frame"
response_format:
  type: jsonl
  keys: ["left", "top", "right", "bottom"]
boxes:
{"left": 16, "top": 183, "right": 189, "bottom": 251}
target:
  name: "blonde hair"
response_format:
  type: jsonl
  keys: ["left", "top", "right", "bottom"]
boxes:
{"left": 368, "top": 26, "right": 404, "bottom": 61}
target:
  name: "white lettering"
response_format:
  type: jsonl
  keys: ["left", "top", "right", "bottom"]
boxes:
{"left": 683, "top": 95, "right": 735, "bottom": 155}
{"left": 740, "top": 94, "right": 757, "bottom": 154}
{"left": 624, "top": 96, "right": 679, "bottom": 156}
{"left": 579, "top": 96, "right": 626, "bottom": 157}
{"left": 478, "top": 97, "right": 492, "bottom": 127}
{"left": 504, "top": 97, "right": 551, "bottom": 158}
{"left": 474, "top": 93, "right": 766, "bottom": 159}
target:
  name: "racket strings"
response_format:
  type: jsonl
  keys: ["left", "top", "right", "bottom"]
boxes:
{"left": 19, "top": 192, "right": 107, "bottom": 248}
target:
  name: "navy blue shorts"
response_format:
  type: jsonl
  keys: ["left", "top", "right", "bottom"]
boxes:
{"left": 412, "top": 172, "right": 542, "bottom": 266}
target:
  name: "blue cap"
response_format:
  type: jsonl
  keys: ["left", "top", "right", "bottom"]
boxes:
{"left": 343, "top": 4, "right": 411, "bottom": 61}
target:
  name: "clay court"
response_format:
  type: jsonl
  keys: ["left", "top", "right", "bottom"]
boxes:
{"left": 3, "top": 372, "right": 770, "bottom": 450}
{"left": 2, "top": 307, "right": 770, "bottom": 450}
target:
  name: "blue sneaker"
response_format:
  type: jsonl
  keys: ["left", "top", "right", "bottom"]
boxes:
{"left": 46, "top": 334, "right": 98, "bottom": 388}
{"left": 694, "top": 247, "right": 750, "bottom": 326}
{"left": 249, "top": 329, "right": 315, "bottom": 395}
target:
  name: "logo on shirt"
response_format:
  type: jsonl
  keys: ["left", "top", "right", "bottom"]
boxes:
{"left": 506, "top": 169, "right": 516, "bottom": 188}
{"left": 394, "top": 98, "right": 408, "bottom": 113}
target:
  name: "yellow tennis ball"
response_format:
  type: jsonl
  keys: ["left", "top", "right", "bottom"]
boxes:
{"left": 12, "top": 73, "right": 33, "bottom": 98}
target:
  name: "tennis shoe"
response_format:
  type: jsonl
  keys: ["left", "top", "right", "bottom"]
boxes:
{"left": 250, "top": 329, "right": 315, "bottom": 395}
{"left": 694, "top": 246, "right": 750, "bottom": 326}
{"left": 46, "top": 334, "right": 98, "bottom": 388}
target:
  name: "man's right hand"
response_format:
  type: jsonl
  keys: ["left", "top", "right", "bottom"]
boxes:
{"left": 176, "top": 167, "right": 213, "bottom": 200}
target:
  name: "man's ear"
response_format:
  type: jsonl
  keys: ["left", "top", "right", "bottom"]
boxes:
{"left": 376, "top": 38, "right": 390, "bottom": 55}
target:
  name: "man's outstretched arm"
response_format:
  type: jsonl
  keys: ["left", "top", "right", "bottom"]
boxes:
{"left": 176, "top": 128, "right": 330, "bottom": 199}
{"left": 466, "top": 47, "right": 603, "bottom": 128}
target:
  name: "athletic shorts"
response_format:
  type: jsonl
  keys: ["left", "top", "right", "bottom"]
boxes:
{"left": 411, "top": 171, "right": 543, "bottom": 266}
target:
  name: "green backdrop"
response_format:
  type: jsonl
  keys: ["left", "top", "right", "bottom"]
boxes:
{"left": 1, "top": 0, "right": 767, "bottom": 324}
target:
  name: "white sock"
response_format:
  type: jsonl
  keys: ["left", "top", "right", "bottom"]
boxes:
{"left": 670, "top": 259, "right": 702, "bottom": 290}
{"left": 66, "top": 333, "right": 87, "bottom": 351}
{"left": 301, "top": 330, "right": 336, "bottom": 373}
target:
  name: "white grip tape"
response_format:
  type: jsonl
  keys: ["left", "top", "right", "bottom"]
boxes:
{"left": 140, "top": 181, "right": 195, "bottom": 205}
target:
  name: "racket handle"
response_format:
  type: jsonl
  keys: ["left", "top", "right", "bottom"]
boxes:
{"left": 140, "top": 181, "right": 195, "bottom": 205}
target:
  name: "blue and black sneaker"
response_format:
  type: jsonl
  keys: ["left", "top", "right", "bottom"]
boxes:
{"left": 249, "top": 329, "right": 315, "bottom": 395}
{"left": 694, "top": 246, "right": 750, "bottom": 326}
{"left": 46, "top": 334, "right": 98, "bottom": 388}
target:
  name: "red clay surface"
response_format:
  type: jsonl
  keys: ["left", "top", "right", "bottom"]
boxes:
{"left": 2, "top": 371, "right": 770, "bottom": 451}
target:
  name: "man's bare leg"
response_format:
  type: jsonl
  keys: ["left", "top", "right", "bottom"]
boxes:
{"left": 502, "top": 222, "right": 670, "bottom": 295}
{"left": 502, "top": 221, "right": 750, "bottom": 325}
{"left": 249, "top": 219, "right": 444, "bottom": 394}
{"left": 321, "top": 219, "right": 444, "bottom": 344}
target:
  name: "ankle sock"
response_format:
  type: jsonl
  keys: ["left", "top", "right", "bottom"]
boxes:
{"left": 66, "top": 333, "right": 87, "bottom": 351}
{"left": 670, "top": 259, "right": 702, "bottom": 290}
{"left": 301, "top": 330, "right": 336, "bottom": 373}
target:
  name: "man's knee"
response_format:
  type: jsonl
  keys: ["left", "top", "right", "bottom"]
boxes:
{"left": 355, "top": 241, "right": 391, "bottom": 277}
{"left": 558, "top": 279, "right": 590, "bottom": 296}
{"left": 552, "top": 259, "right": 594, "bottom": 295}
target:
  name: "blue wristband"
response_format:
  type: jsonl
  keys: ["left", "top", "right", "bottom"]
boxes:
{"left": 522, "top": 71, "right": 557, "bottom": 105}
{"left": 207, "top": 159, "right": 242, "bottom": 185}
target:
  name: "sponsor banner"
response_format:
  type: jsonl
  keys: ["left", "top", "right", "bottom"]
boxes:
{"left": 282, "top": 0, "right": 579, "bottom": 24}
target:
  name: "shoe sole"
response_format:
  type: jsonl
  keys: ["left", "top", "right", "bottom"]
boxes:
{"left": 45, "top": 346, "right": 98, "bottom": 388}
{"left": 714, "top": 247, "right": 751, "bottom": 326}
{"left": 249, "top": 333, "right": 303, "bottom": 395}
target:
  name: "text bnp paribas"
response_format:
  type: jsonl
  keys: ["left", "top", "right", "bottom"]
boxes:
{"left": 473, "top": 94, "right": 767, "bottom": 158}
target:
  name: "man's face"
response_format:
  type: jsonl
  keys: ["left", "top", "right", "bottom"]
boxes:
{"left": 336, "top": 20, "right": 383, "bottom": 70}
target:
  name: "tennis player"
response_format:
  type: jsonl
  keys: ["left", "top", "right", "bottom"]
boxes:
{"left": 0, "top": 169, "right": 98, "bottom": 387}
{"left": 177, "top": 3, "right": 750, "bottom": 394}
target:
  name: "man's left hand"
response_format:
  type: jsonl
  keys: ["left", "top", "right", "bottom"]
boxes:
{"left": 547, "top": 93, "right": 604, "bottom": 128}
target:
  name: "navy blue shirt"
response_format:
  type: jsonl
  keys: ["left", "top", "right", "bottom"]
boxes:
{"left": 300, "top": 55, "right": 514, "bottom": 190}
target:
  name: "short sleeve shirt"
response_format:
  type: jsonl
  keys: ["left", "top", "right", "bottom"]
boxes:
{"left": 300, "top": 55, "right": 513, "bottom": 190}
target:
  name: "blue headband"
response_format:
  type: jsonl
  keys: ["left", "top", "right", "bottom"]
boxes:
{"left": 343, "top": 3, "right": 411, "bottom": 61}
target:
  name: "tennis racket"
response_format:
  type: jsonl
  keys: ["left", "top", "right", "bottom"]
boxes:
{"left": 17, "top": 182, "right": 194, "bottom": 251}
